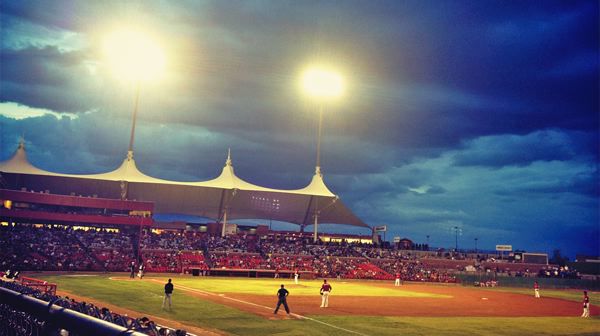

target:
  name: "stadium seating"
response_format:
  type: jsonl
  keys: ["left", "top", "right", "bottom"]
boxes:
{"left": 2, "top": 224, "right": 569, "bottom": 282}
{"left": 0, "top": 279, "right": 184, "bottom": 335}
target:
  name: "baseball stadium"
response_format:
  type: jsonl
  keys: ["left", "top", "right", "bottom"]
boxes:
{"left": 0, "top": 141, "right": 598, "bottom": 335}
{"left": 1, "top": 2, "right": 599, "bottom": 336}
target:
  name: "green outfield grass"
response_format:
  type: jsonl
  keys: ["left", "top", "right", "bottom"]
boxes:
{"left": 36, "top": 274, "right": 599, "bottom": 336}
{"left": 476, "top": 287, "right": 600, "bottom": 307}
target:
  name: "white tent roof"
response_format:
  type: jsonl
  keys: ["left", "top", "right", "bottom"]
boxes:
{"left": 0, "top": 141, "right": 61, "bottom": 176}
{"left": 0, "top": 143, "right": 367, "bottom": 228}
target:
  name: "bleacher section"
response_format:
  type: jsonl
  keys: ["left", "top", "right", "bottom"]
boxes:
{"left": 1, "top": 224, "right": 571, "bottom": 282}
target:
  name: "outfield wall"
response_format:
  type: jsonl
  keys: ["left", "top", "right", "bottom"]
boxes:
{"left": 207, "top": 268, "right": 316, "bottom": 279}
{"left": 456, "top": 273, "right": 600, "bottom": 290}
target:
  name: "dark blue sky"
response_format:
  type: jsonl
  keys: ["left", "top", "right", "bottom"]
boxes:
{"left": 0, "top": 1, "right": 598, "bottom": 258}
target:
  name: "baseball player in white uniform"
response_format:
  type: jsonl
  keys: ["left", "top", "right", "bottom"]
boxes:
{"left": 320, "top": 279, "right": 332, "bottom": 308}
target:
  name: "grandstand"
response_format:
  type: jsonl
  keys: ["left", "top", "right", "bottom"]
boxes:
{"left": 0, "top": 143, "right": 589, "bottom": 335}
{"left": 0, "top": 186, "right": 590, "bottom": 336}
{"left": 0, "top": 142, "right": 368, "bottom": 237}
{"left": 1, "top": 214, "right": 561, "bottom": 282}
{"left": 0, "top": 142, "right": 561, "bottom": 279}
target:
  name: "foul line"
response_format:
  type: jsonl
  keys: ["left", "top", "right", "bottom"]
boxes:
{"left": 292, "top": 315, "right": 370, "bottom": 336}
{"left": 115, "top": 277, "right": 369, "bottom": 336}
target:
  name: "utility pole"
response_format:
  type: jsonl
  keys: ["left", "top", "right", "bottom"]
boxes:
{"left": 454, "top": 226, "right": 459, "bottom": 251}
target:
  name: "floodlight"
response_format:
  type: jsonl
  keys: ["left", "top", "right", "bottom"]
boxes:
{"left": 103, "top": 29, "right": 166, "bottom": 82}
{"left": 302, "top": 67, "right": 344, "bottom": 99}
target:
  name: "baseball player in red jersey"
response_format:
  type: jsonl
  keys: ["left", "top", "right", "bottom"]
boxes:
{"left": 534, "top": 281, "right": 540, "bottom": 298}
{"left": 320, "top": 279, "right": 332, "bottom": 308}
{"left": 581, "top": 291, "right": 590, "bottom": 318}
{"left": 395, "top": 272, "right": 401, "bottom": 286}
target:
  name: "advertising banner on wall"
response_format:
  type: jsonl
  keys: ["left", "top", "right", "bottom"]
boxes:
{"left": 496, "top": 244, "right": 513, "bottom": 251}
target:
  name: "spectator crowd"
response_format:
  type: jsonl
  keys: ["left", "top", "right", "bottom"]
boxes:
{"left": 0, "top": 278, "right": 186, "bottom": 335}
{"left": 1, "top": 224, "right": 571, "bottom": 283}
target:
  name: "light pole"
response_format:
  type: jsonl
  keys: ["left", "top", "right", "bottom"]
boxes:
{"left": 474, "top": 237, "right": 478, "bottom": 254}
{"left": 103, "top": 28, "right": 166, "bottom": 263}
{"left": 454, "top": 226, "right": 459, "bottom": 252}
{"left": 103, "top": 29, "right": 166, "bottom": 159}
{"left": 301, "top": 66, "right": 344, "bottom": 243}
{"left": 128, "top": 80, "right": 142, "bottom": 158}
{"left": 426, "top": 235, "right": 430, "bottom": 251}
{"left": 315, "top": 103, "right": 324, "bottom": 175}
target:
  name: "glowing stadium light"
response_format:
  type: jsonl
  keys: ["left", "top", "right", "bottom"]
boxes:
{"left": 103, "top": 29, "right": 166, "bottom": 82}
{"left": 300, "top": 66, "right": 345, "bottom": 243}
{"left": 300, "top": 66, "right": 345, "bottom": 175}
{"left": 102, "top": 28, "right": 168, "bottom": 156}
{"left": 302, "top": 67, "right": 344, "bottom": 99}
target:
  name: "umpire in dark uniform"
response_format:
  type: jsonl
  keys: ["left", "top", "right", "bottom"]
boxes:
{"left": 129, "top": 261, "right": 136, "bottom": 279}
{"left": 274, "top": 284, "right": 290, "bottom": 315}
{"left": 162, "top": 279, "right": 174, "bottom": 310}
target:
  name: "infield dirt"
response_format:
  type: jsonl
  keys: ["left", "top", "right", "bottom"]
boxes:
{"left": 110, "top": 277, "right": 597, "bottom": 319}
{"left": 218, "top": 285, "right": 594, "bottom": 319}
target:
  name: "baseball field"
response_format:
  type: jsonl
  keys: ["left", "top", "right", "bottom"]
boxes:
{"left": 35, "top": 273, "right": 599, "bottom": 336}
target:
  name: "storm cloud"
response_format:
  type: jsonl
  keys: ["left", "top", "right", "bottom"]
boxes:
{"left": 0, "top": 0, "right": 598, "bottom": 257}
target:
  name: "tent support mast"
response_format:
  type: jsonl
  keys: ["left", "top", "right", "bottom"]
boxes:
{"left": 313, "top": 212, "right": 319, "bottom": 243}
{"left": 221, "top": 209, "right": 228, "bottom": 237}
{"left": 120, "top": 180, "right": 128, "bottom": 200}
{"left": 217, "top": 189, "right": 237, "bottom": 237}
{"left": 217, "top": 189, "right": 226, "bottom": 237}
{"left": 313, "top": 197, "right": 319, "bottom": 243}
{"left": 312, "top": 197, "right": 338, "bottom": 243}
{"left": 302, "top": 196, "right": 314, "bottom": 228}
{"left": 137, "top": 218, "right": 143, "bottom": 264}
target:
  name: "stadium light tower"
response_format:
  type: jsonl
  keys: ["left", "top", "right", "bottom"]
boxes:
{"left": 302, "top": 67, "right": 344, "bottom": 175}
{"left": 453, "top": 226, "right": 462, "bottom": 252}
{"left": 103, "top": 29, "right": 166, "bottom": 158}
{"left": 103, "top": 29, "right": 166, "bottom": 263}
{"left": 301, "top": 66, "right": 344, "bottom": 243}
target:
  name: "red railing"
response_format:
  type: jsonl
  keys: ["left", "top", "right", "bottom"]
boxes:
{"left": 20, "top": 276, "right": 57, "bottom": 296}
{"left": 0, "top": 189, "right": 153, "bottom": 211}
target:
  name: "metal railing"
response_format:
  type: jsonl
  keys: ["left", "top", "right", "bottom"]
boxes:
{"left": 0, "top": 286, "right": 146, "bottom": 336}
